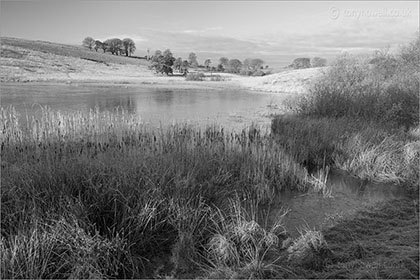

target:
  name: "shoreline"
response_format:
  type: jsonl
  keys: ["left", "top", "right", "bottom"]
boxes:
{"left": 1, "top": 43, "right": 323, "bottom": 94}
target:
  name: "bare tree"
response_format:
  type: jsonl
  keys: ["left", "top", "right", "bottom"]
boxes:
{"left": 227, "top": 59, "right": 242, "bottom": 74}
{"left": 188, "top": 53, "right": 198, "bottom": 67}
{"left": 311, "top": 57, "right": 327, "bottom": 67}
{"left": 174, "top": 57, "right": 183, "bottom": 71}
{"left": 219, "top": 57, "right": 229, "bottom": 68}
{"left": 290, "top": 58, "right": 311, "bottom": 69}
{"left": 94, "top": 40, "right": 102, "bottom": 52}
{"left": 204, "top": 59, "right": 211, "bottom": 69}
{"left": 82, "top": 37, "right": 95, "bottom": 50}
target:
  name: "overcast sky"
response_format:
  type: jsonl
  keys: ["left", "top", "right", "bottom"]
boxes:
{"left": 1, "top": 1, "right": 418, "bottom": 67}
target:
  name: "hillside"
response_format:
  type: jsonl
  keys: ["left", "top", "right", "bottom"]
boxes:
{"left": 0, "top": 37, "right": 155, "bottom": 83}
{"left": 0, "top": 37, "right": 323, "bottom": 95}
{"left": 1, "top": 37, "right": 149, "bottom": 66}
{"left": 234, "top": 67, "right": 324, "bottom": 94}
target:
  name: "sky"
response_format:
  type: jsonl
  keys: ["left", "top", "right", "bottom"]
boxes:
{"left": 1, "top": 1, "right": 419, "bottom": 68}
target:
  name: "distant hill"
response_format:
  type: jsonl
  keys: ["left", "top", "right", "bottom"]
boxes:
{"left": 1, "top": 37, "right": 150, "bottom": 67}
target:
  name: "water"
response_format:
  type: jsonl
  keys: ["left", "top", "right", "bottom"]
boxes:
{"left": 0, "top": 82, "right": 285, "bottom": 130}
{"left": 1, "top": 82, "right": 406, "bottom": 237}
{"left": 270, "top": 170, "right": 406, "bottom": 238}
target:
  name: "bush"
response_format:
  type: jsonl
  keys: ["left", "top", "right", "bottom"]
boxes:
{"left": 185, "top": 72, "right": 205, "bottom": 81}
{"left": 294, "top": 38, "right": 419, "bottom": 129}
{"left": 252, "top": 70, "right": 266, "bottom": 76}
{"left": 209, "top": 74, "right": 225, "bottom": 81}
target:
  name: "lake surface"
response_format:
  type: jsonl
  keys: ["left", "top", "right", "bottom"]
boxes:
{"left": 0, "top": 83, "right": 286, "bottom": 130}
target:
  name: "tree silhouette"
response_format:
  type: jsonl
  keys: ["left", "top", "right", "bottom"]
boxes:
{"left": 94, "top": 40, "right": 102, "bottom": 52}
{"left": 122, "top": 38, "right": 136, "bottom": 56}
{"left": 104, "top": 38, "right": 123, "bottom": 55}
{"left": 188, "top": 53, "right": 198, "bottom": 67}
{"left": 204, "top": 59, "right": 211, "bottom": 69}
{"left": 82, "top": 37, "right": 95, "bottom": 50}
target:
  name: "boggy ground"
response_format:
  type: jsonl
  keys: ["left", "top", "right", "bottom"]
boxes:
{"left": 272, "top": 198, "right": 419, "bottom": 279}
{"left": 1, "top": 36, "right": 419, "bottom": 279}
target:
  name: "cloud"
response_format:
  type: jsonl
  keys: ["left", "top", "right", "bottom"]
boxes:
{"left": 182, "top": 26, "right": 223, "bottom": 34}
{"left": 249, "top": 15, "right": 418, "bottom": 58}
{"left": 109, "top": 15, "right": 418, "bottom": 68}
{"left": 98, "top": 34, "right": 148, "bottom": 44}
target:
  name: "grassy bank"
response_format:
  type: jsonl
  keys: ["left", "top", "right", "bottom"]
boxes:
{"left": 284, "top": 198, "right": 419, "bottom": 279}
{"left": 271, "top": 37, "right": 419, "bottom": 190}
{"left": 265, "top": 37, "right": 419, "bottom": 279}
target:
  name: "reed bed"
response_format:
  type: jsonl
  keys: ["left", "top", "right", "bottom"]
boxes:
{"left": 271, "top": 115, "right": 419, "bottom": 187}
{"left": 1, "top": 106, "right": 314, "bottom": 278}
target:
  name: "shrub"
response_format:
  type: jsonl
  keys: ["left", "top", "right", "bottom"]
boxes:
{"left": 185, "top": 72, "right": 205, "bottom": 81}
{"left": 294, "top": 40, "right": 419, "bottom": 128}
{"left": 252, "top": 70, "right": 266, "bottom": 76}
{"left": 209, "top": 74, "right": 225, "bottom": 81}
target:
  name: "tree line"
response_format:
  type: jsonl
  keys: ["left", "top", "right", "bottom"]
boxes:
{"left": 150, "top": 50, "right": 271, "bottom": 76}
{"left": 82, "top": 37, "right": 136, "bottom": 56}
{"left": 83, "top": 36, "right": 327, "bottom": 73}
{"left": 289, "top": 57, "right": 327, "bottom": 69}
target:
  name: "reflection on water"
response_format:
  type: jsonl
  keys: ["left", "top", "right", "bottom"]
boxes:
{"left": 87, "top": 95, "right": 137, "bottom": 113}
{"left": 271, "top": 171, "right": 406, "bottom": 238}
{"left": 0, "top": 83, "right": 286, "bottom": 130}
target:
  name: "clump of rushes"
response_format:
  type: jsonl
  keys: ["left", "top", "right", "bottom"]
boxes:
{"left": 205, "top": 198, "right": 290, "bottom": 279}
{"left": 1, "top": 217, "right": 133, "bottom": 279}
{"left": 287, "top": 227, "right": 333, "bottom": 270}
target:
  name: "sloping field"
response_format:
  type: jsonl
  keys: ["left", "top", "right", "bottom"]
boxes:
{"left": 0, "top": 37, "right": 155, "bottom": 82}
{"left": 235, "top": 67, "right": 325, "bottom": 94}
{"left": 0, "top": 37, "right": 322, "bottom": 95}
{"left": 1, "top": 37, "right": 149, "bottom": 66}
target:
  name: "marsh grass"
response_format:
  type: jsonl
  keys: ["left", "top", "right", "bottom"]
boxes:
{"left": 1, "top": 105, "right": 316, "bottom": 278}
{"left": 205, "top": 197, "right": 290, "bottom": 279}
{"left": 0, "top": 217, "right": 133, "bottom": 279}
{"left": 287, "top": 227, "right": 332, "bottom": 270}
{"left": 272, "top": 37, "right": 419, "bottom": 186}
{"left": 315, "top": 198, "right": 419, "bottom": 279}
{"left": 272, "top": 115, "right": 419, "bottom": 187}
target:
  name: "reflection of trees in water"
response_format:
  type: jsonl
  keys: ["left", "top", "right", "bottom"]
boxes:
{"left": 152, "top": 89, "right": 175, "bottom": 106}
{"left": 88, "top": 96, "right": 136, "bottom": 114}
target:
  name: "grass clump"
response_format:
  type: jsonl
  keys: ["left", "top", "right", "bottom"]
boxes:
{"left": 287, "top": 228, "right": 332, "bottom": 270}
{"left": 205, "top": 198, "right": 289, "bottom": 279}
{"left": 1, "top": 217, "right": 132, "bottom": 279}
